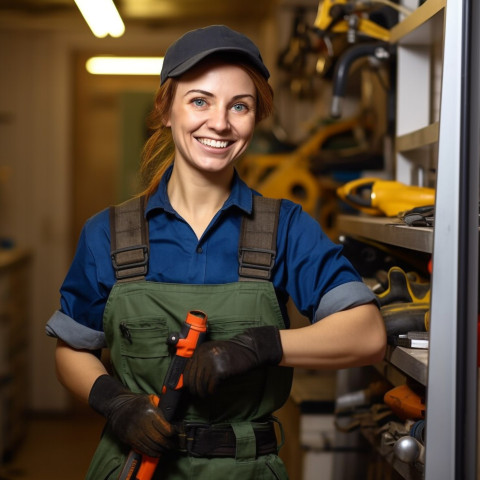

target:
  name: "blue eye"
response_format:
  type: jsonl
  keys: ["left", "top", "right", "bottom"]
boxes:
{"left": 233, "top": 103, "right": 247, "bottom": 112}
{"left": 193, "top": 98, "right": 206, "bottom": 107}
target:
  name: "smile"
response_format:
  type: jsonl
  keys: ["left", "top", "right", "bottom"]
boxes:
{"left": 197, "top": 138, "right": 231, "bottom": 148}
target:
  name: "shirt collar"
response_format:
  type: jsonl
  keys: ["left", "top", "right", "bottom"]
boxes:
{"left": 145, "top": 164, "right": 254, "bottom": 217}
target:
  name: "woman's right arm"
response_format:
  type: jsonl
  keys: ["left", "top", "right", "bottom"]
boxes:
{"left": 55, "top": 339, "right": 108, "bottom": 403}
{"left": 55, "top": 339, "right": 176, "bottom": 456}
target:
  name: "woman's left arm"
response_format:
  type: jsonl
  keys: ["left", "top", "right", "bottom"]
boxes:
{"left": 183, "top": 302, "right": 386, "bottom": 397}
{"left": 279, "top": 302, "right": 386, "bottom": 369}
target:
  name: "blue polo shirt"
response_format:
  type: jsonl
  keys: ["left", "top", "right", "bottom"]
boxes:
{"left": 46, "top": 166, "right": 375, "bottom": 350}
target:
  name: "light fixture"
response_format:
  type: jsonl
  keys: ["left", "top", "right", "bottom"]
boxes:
{"left": 74, "top": 0, "right": 125, "bottom": 38}
{"left": 86, "top": 56, "right": 164, "bottom": 75}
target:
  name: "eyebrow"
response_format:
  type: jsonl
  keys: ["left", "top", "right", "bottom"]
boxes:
{"left": 184, "top": 89, "right": 256, "bottom": 101}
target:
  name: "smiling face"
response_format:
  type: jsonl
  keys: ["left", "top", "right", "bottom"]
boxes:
{"left": 165, "top": 59, "right": 257, "bottom": 176}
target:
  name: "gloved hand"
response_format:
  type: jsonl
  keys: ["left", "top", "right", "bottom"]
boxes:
{"left": 183, "top": 325, "right": 283, "bottom": 397}
{"left": 88, "top": 375, "right": 175, "bottom": 457}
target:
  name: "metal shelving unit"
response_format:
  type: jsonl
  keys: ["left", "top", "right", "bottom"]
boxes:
{"left": 394, "top": 0, "right": 445, "bottom": 187}
{"left": 389, "top": 0, "right": 445, "bottom": 44}
{"left": 396, "top": 122, "right": 439, "bottom": 154}
{"left": 337, "top": 0, "right": 479, "bottom": 478}
{"left": 424, "top": 0, "right": 479, "bottom": 478}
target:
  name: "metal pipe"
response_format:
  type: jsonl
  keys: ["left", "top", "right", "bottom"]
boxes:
{"left": 330, "top": 42, "right": 390, "bottom": 118}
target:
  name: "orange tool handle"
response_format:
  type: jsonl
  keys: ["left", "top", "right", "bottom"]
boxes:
{"left": 135, "top": 394, "right": 160, "bottom": 480}
{"left": 118, "top": 311, "right": 208, "bottom": 480}
{"left": 117, "top": 395, "right": 160, "bottom": 480}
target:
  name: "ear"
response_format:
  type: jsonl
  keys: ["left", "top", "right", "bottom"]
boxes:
{"left": 163, "top": 114, "right": 171, "bottom": 127}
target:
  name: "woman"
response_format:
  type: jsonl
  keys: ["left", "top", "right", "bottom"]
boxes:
{"left": 47, "top": 25, "right": 386, "bottom": 479}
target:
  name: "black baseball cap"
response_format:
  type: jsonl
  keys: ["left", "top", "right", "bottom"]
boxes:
{"left": 160, "top": 25, "right": 270, "bottom": 85}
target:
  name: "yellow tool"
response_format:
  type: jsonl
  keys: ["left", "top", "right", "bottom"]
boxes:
{"left": 376, "top": 266, "right": 430, "bottom": 307}
{"left": 381, "top": 302, "right": 430, "bottom": 334}
{"left": 314, "top": 0, "right": 391, "bottom": 42}
{"left": 238, "top": 116, "right": 366, "bottom": 216}
{"left": 376, "top": 266, "right": 431, "bottom": 333}
{"left": 336, "top": 177, "right": 435, "bottom": 217}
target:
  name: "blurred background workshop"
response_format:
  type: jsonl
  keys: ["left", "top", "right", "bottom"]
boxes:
{"left": 0, "top": 0, "right": 479, "bottom": 479}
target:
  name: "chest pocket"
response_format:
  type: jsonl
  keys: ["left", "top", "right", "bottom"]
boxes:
{"left": 117, "top": 316, "right": 169, "bottom": 389}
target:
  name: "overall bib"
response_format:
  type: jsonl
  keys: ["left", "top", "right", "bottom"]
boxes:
{"left": 85, "top": 197, "right": 293, "bottom": 480}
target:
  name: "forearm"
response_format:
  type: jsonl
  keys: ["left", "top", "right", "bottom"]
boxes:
{"left": 279, "top": 303, "right": 386, "bottom": 369}
{"left": 55, "top": 340, "right": 176, "bottom": 455}
{"left": 55, "top": 339, "right": 108, "bottom": 403}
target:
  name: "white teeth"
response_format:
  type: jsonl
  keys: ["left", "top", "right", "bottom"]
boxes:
{"left": 198, "top": 138, "right": 229, "bottom": 148}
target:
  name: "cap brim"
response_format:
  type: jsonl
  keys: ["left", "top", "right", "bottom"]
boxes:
{"left": 162, "top": 47, "right": 269, "bottom": 83}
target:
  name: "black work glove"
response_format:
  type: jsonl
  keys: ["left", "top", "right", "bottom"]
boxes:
{"left": 88, "top": 375, "right": 175, "bottom": 457}
{"left": 183, "top": 325, "right": 283, "bottom": 398}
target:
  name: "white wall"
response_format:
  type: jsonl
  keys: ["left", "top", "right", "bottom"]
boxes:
{"left": 0, "top": 30, "right": 73, "bottom": 410}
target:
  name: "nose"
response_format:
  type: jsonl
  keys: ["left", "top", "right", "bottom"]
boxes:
{"left": 207, "top": 107, "right": 230, "bottom": 132}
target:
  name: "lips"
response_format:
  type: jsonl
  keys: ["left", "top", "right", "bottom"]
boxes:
{"left": 197, "top": 137, "right": 231, "bottom": 148}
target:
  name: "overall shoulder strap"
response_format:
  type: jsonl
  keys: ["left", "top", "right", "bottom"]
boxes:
{"left": 238, "top": 196, "right": 281, "bottom": 282}
{"left": 109, "top": 195, "right": 149, "bottom": 283}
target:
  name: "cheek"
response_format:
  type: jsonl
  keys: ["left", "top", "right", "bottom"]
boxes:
{"left": 170, "top": 109, "right": 205, "bottom": 133}
{"left": 241, "top": 118, "right": 256, "bottom": 140}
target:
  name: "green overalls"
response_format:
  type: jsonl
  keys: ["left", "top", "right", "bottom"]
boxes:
{"left": 86, "top": 196, "right": 293, "bottom": 480}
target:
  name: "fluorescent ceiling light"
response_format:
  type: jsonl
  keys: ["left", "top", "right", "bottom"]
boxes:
{"left": 74, "top": 0, "right": 125, "bottom": 38}
{"left": 86, "top": 56, "right": 164, "bottom": 75}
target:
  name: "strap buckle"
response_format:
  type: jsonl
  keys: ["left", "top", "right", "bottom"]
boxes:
{"left": 238, "top": 247, "right": 276, "bottom": 280}
{"left": 111, "top": 244, "right": 149, "bottom": 279}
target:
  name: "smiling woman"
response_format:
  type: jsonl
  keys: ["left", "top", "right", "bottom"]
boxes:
{"left": 163, "top": 62, "right": 259, "bottom": 237}
{"left": 46, "top": 24, "right": 385, "bottom": 480}
{"left": 168, "top": 64, "right": 255, "bottom": 169}
{"left": 141, "top": 49, "right": 274, "bottom": 199}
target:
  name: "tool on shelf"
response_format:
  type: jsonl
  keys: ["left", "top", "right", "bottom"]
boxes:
{"left": 384, "top": 384, "right": 425, "bottom": 421}
{"left": 394, "top": 435, "right": 425, "bottom": 464}
{"left": 314, "top": 0, "right": 405, "bottom": 43}
{"left": 400, "top": 205, "right": 435, "bottom": 227}
{"left": 238, "top": 115, "right": 375, "bottom": 216}
{"left": 335, "top": 380, "right": 391, "bottom": 414}
{"left": 374, "top": 266, "right": 431, "bottom": 338}
{"left": 375, "top": 266, "right": 430, "bottom": 306}
{"left": 337, "top": 177, "right": 436, "bottom": 217}
{"left": 388, "top": 331, "right": 429, "bottom": 349}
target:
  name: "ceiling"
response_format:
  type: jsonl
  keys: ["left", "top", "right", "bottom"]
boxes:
{"left": 0, "top": 0, "right": 281, "bottom": 31}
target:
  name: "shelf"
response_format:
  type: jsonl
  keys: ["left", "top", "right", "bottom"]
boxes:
{"left": 396, "top": 123, "right": 439, "bottom": 153}
{"left": 390, "top": 0, "right": 446, "bottom": 44}
{"left": 374, "top": 346, "right": 428, "bottom": 387}
{"left": 385, "top": 346, "right": 428, "bottom": 386}
{"left": 337, "top": 215, "right": 433, "bottom": 253}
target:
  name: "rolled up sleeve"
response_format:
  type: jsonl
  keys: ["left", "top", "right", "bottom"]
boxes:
{"left": 46, "top": 310, "right": 107, "bottom": 350}
{"left": 314, "top": 281, "right": 378, "bottom": 322}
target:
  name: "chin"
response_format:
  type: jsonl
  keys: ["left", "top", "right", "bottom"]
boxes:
{"left": 197, "top": 161, "right": 235, "bottom": 174}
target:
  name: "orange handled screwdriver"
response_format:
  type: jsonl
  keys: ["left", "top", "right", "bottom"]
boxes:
{"left": 118, "top": 310, "right": 208, "bottom": 480}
